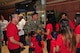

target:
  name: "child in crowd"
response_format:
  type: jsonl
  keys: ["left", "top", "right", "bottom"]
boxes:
{"left": 34, "top": 35, "right": 44, "bottom": 53}
{"left": 29, "top": 31, "right": 37, "bottom": 53}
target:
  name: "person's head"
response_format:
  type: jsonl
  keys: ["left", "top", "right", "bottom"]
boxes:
{"left": 18, "top": 14, "right": 23, "bottom": 21}
{"left": 59, "top": 18, "right": 70, "bottom": 34}
{"left": 32, "top": 12, "right": 38, "bottom": 21}
{"left": 0, "top": 15, "right": 5, "bottom": 21}
{"left": 36, "top": 35, "right": 42, "bottom": 47}
{"left": 59, "top": 18, "right": 76, "bottom": 50}
{"left": 60, "top": 12, "right": 67, "bottom": 19}
{"left": 29, "top": 31, "right": 36, "bottom": 37}
{"left": 75, "top": 14, "right": 80, "bottom": 27}
{"left": 11, "top": 13, "right": 19, "bottom": 25}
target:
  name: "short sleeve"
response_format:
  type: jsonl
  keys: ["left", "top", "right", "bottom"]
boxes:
{"left": 75, "top": 25, "right": 80, "bottom": 34}
{"left": 46, "top": 23, "right": 52, "bottom": 32}
{"left": 56, "top": 34, "right": 62, "bottom": 46}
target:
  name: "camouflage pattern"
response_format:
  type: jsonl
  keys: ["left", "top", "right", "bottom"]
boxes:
{"left": 24, "top": 19, "right": 43, "bottom": 34}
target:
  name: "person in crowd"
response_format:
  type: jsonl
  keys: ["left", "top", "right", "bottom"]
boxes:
{"left": 49, "top": 33, "right": 56, "bottom": 53}
{"left": 17, "top": 14, "right": 26, "bottom": 46}
{"left": 74, "top": 14, "right": 80, "bottom": 53}
{"left": 0, "top": 15, "right": 8, "bottom": 45}
{"left": 24, "top": 12, "right": 43, "bottom": 45}
{"left": 56, "top": 19, "right": 76, "bottom": 53}
{"left": 0, "top": 24, "right": 3, "bottom": 53}
{"left": 34, "top": 35, "right": 44, "bottom": 53}
{"left": 29, "top": 31, "right": 37, "bottom": 53}
{"left": 6, "top": 13, "right": 23, "bottom": 53}
{"left": 55, "top": 13, "right": 75, "bottom": 32}
{"left": 43, "top": 15, "right": 56, "bottom": 53}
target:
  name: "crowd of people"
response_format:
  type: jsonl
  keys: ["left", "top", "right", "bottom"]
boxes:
{"left": 0, "top": 12, "right": 80, "bottom": 53}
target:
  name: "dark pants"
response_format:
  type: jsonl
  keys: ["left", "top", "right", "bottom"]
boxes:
{"left": 76, "top": 48, "right": 80, "bottom": 53}
{"left": 3, "top": 31, "right": 7, "bottom": 45}
{"left": 9, "top": 48, "right": 21, "bottom": 53}
{"left": 47, "top": 39, "right": 51, "bottom": 53}
{"left": 20, "top": 35, "right": 26, "bottom": 46}
{"left": 29, "top": 48, "right": 35, "bottom": 53}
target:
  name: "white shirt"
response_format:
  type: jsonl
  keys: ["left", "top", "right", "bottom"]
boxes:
{"left": 17, "top": 19, "right": 26, "bottom": 36}
{"left": 0, "top": 20, "right": 8, "bottom": 31}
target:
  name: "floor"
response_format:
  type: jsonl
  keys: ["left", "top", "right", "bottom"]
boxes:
{"left": 2, "top": 41, "right": 48, "bottom": 53}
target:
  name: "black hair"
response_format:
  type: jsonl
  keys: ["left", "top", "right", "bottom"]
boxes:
{"left": 32, "top": 12, "right": 38, "bottom": 16}
{"left": 0, "top": 14, "right": 4, "bottom": 20}
{"left": 36, "top": 35, "right": 42, "bottom": 47}
{"left": 59, "top": 12, "right": 67, "bottom": 19}
{"left": 75, "top": 14, "right": 80, "bottom": 27}
{"left": 46, "top": 12, "right": 56, "bottom": 32}
{"left": 29, "top": 31, "right": 36, "bottom": 37}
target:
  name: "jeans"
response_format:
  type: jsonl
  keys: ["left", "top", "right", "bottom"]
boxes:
{"left": 20, "top": 35, "right": 26, "bottom": 46}
{"left": 76, "top": 48, "right": 80, "bottom": 53}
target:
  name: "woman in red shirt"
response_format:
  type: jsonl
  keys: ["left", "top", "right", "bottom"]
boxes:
{"left": 43, "top": 16, "right": 56, "bottom": 53}
{"left": 56, "top": 19, "right": 76, "bottom": 53}
{"left": 74, "top": 14, "right": 80, "bottom": 53}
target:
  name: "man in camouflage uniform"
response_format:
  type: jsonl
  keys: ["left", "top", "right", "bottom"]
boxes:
{"left": 24, "top": 12, "right": 43, "bottom": 35}
{"left": 24, "top": 12, "right": 43, "bottom": 45}
{"left": 0, "top": 24, "right": 3, "bottom": 53}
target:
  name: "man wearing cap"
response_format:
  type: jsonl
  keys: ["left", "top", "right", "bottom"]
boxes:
{"left": 17, "top": 14, "right": 26, "bottom": 46}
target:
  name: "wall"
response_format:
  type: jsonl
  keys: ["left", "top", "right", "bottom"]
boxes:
{"left": 46, "top": 0, "right": 80, "bottom": 21}
{"left": 0, "top": 8, "right": 16, "bottom": 20}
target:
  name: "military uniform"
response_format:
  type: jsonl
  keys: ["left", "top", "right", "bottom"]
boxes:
{"left": 0, "top": 24, "right": 3, "bottom": 53}
{"left": 24, "top": 19, "right": 43, "bottom": 45}
{"left": 24, "top": 20, "right": 43, "bottom": 34}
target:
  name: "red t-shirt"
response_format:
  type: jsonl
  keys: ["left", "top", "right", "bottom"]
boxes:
{"left": 75, "top": 25, "right": 80, "bottom": 48}
{"left": 56, "top": 34, "right": 71, "bottom": 53}
{"left": 55, "top": 23, "right": 60, "bottom": 31}
{"left": 34, "top": 41, "right": 44, "bottom": 53}
{"left": 50, "top": 39, "right": 56, "bottom": 53}
{"left": 6, "top": 22, "right": 20, "bottom": 50}
{"left": 46, "top": 23, "right": 53, "bottom": 39}
{"left": 69, "top": 20, "right": 75, "bottom": 30}
{"left": 30, "top": 36, "right": 36, "bottom": 48}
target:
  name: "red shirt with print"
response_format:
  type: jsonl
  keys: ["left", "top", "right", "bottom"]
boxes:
{"left": 46, "top": 23, "right": 53, "bottom": 40}
{"left": 6, "top": 22, "right": 20, "bottom": 50}
{"left": 56, "top": 34, "right": 71, "bottom": 53}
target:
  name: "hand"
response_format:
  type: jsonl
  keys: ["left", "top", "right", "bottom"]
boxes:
{"left": 19, "top": 42, "right": 24, "bottom": 48}
{"left": 42, "top": 31, "right": 45, "bottom": 34}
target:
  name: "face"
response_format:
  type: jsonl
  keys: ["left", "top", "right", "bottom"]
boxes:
{"left": 14, "top": 14, "right": 19, "bottom": 24}
{"left": 62, "top": 14, "right": 67, "bottom": 19}
{"left": 1, "top": 15, "right": 4, "bottom": 20}
{"left": 33, "top": 14, "right": 38, "bottom": 21}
